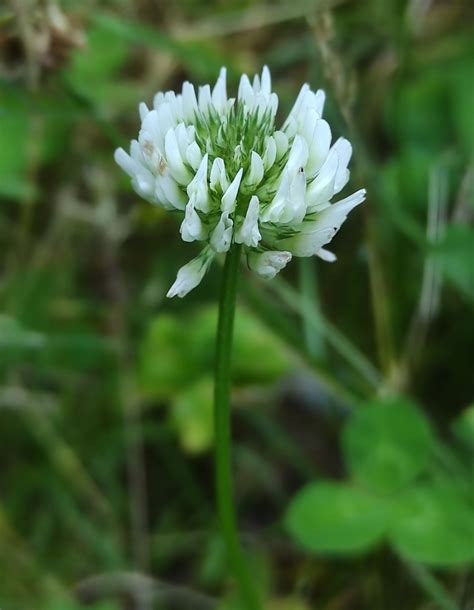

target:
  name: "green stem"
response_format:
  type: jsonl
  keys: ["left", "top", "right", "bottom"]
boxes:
{"left": 406, "top": 561, "right": 460, "bottom": 610}
{"left": 214, "top": 243, "right": 261, "bottom": 610}
{"left": 298, "top": 257, "right": 325, "bottom": 360}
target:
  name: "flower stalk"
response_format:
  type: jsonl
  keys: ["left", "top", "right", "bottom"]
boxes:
{"left": 214, "top": 243, "right": 261, "bottom": 610}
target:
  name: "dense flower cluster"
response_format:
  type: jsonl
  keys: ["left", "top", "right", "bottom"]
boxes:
{"left": 115, "top": 67, "right": 365, "bottom": 297}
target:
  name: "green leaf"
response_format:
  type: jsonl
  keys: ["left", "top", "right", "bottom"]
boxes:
{"left": 234, "top": 307, "right": 292, "bottom": 383}
{"left": 451, "top": 57, "right": 474, "bottom": 154}
{"left": 285, "top": 481, "right": 387, "bottom": 554}
{"left": 342, "top": 397, "right": 434, "bottom": 494}
{"left": 70, "top": 23, "right": 129, "bottom": 83}
{"left": 189, "top": 305, "right": 292, "bottom": 385}
{"left": 138, "top": 314, "right": 193, "bottom": 399}
{"left": 389, "top": 483, "right": 474, "bottom": 566}
{"left": 266, "top": 599, "right": 311, "bottom": 610}
{"left": 433, "top": 224, "right": 474, "bottom": 301}
{"left": 66, "top": 22, "right": 130, "bottom": 104}
{"left": 0, "top": 315, "right": 45, "bottom": 352}
{"left": 0, "top": 84, "right": 77, "bottom": 198}
{"left": 451, "top": 404, "right": 474, "bottom": 449}
{"left": 172, "top": 377, "right": 214, "bottom": 454}
{"left": 93, "top": 13, "right": 235, "bottom": 81}
{"left": 139, "top": 306, "right": 291, "bottom": 400}
{"left": 0, "top": 92, "right": 32, "bottom": 199}
{"left": 386, "top": 72, "right": 450, "bottom": 153}
{"left": 46, "top": 599, "right": 119, "bottom": 610}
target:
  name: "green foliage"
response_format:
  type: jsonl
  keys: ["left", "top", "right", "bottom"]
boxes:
{"left": 286, "top": 482, "right": 388, "bottom": 554}
{"left": 450, "top": 58, "right": 474, "bottom": 154}
{"left": 139, "top": 305, "right": 292, "bottom": 451}
{"left": 452, "top": 404, "right": 474, "bottom": 449}
{"left": 172, "top": 376, "right": 214, "bottom": 453}
{"left": 140, "top": 305, "right": 291, "bottom": 394}
{"left": 93, "top": 13, "right": 236, "bottom": 81}
{"left": 66, "top": 22, "right": 130, "bottom": 104}
{"left": 46, "top": 600, "right": 119, "bottom": 610}
{"left": 389, "top": 482, "right": 474, "bottom": 566}
{"left": 1, "top": 0, "right": 473, "bottom": 608}
{"left": 0, "top": 107, "right": 31, "bottom": 199}
{"left": 286, "top": 397, "right": 474, "bottom": 567}
{"left": 0, "top": 82, "right": 77, "bottom": 201}
{"left": 139, "top": 314, "right": 189, "bottom": 398}
{"left": 433, "top": 224, "right": 474, "bottom": 301}
{"left": 0, "top": 314, "right": 46, "bottom": 353}
{"left": 342, "top": 397, "right": 434, "bottom": 494}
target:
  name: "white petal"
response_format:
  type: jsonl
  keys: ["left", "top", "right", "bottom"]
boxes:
{"left": 186, "top": 141, "right": 203, "bottom": 171}
{"left": 274, "top": 130, "right": 289, "bottom": 161}
{"left": 221, "top": 168, "right": 243, "bottom": 213}
{"left": 140, "top": 110, "right": 162, "bottom": 149}
{"left": 288, "top": 167, "right": 307, "bottom": 224}
{"left": 245, "top": 151, "right": 264, "bottom": 187}
{"left": 158, "top": 171, "right": 187, "bottom": 210}
{"left": 164, "top": 128, "right": 192, "bottom": 185}
{"left": 212, "top": 67, "right": 227, "bottom": 114}
{"left": 130, "top": 139, "right": 147, "bottom": 165}
{"left": 300, "top": 90, "right": 324, "bottom": 119}
{"left": 254, "top": 91, "right": 278, "bottom": 118}
{"left": 301, "top": 107, "right": 320, "bottom": 143}
{"left": 261, "top": 171, "right": 291, "bottom": 223}
{"left": 306, "top": 119, "right": 332, "bottom": 177}
{"left": 286, "top": 84, "right": 310, "bottom": 123}
{"left": 247, "top": 250, "right": 292, "bottom": 279}
{"left": 316, "top": 247, "right": 337, "bottom": 262}
{"left": 326, "top": 188, "right": 366, "bottom": 217}
{"left": 180, "top": 195, "right": 207, "bottom": 242}
{"left": 332, "top": 138, "right": 352, "bottom": 193}
{"left": 153, "top": 104, "right": 175, "bottom": 151}
{"left": 167, "top": 248, "right": 214, "bottom": 298}
{"left": 261, "top": 65, "right": 271, "bottom": 95}
{"left": 153, "top": 91, "right": 164, "bottom": 109}
{"left": 165, "top": 91, "right": 178, "bottom": 111}
{"left": 187, "top": 153, "right": 210, "bottom": 212}
{"left": 306, "top": 148, "right": 339, "bottom": 210}
{"left": 115, "top": 147, "right": 140, "bottom": 178}
{"left": 198, "top": 84, "right": 212, "bottom": 113}
{"left": 210, "top": 157, "right": 229, "bottom": 193}
{"left": 235, "top": 196, "right": 261, "bottom": 247}
{"left": 139, "top": 102, "right": 149, "bottom": 121}
{"left": 164, "top": 91, "right": 184, "bottom": 122}
{"left": 264, "top": 165, "right": 306, "bottom": 224}
{"left": 277, "top": 188, "right": 366, "bottom": 256}
{"left": 314, "top": 89, "right": 326, "bottom": 116}
{"left": 136, "top": 177, "right": 156, "bottom": 202}
{"left": 276, "top": 228, "right": 334, "bottom": 257}
{"left": 182, "top": 81, "right": 198, "bottom": 120}
{"left": 115, "top": 147, "right": 156, "bottom": 201}
{"left": 263, "top": 136, "right": 277, "bottom": 170}
{"left": 287, "top": 135, "right": 309, "bottom": 172}
{"left": 285, "top": 86, "right": 326, "bottom": 127}
{"left": 210, "top": 212, "right": 233, "bottom": 253}
{"left": 175, "top": 123, "right": 190, "bottom": 159}
{"left": 252, "top": 72, "right": 261, "bottom": 92}
{"left": 238, "top": 74, "right": 255, "bottom": 109}
{"left": 284, "top": 115, "right": 298, "bottom": 140}
{"left": 138, "top": 129, "right": 160, "bottom": 171}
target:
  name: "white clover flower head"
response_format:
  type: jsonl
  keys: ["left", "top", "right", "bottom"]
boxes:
{"left": 115, "top": 66, "right": 366, "bottom": 297}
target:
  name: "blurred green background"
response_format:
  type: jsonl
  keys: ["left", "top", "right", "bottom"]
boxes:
{"left": 1, "top": 0, "right": 473, "bottom": 609}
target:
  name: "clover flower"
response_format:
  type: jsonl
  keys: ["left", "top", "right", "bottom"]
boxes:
{"left": 115, "top": 67, "right": 366, "bottom": 297}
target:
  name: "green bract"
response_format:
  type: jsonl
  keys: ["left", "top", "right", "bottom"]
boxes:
{"left": 115, "top": 67, "right": 365, "bottom": 297}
